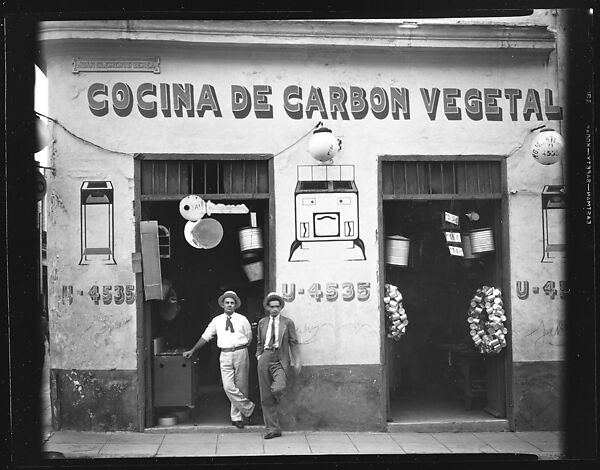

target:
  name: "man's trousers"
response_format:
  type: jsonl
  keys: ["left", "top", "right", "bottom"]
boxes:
{"left": 257, "top": 349, "right": 287, "bottom": 433}
{"left": 219, "top": 348, "right": 255, "bottom": 421}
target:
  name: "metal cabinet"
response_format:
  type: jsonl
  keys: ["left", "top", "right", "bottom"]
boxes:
{"left": 153, "top": 351, "right": 200, "bottom": 407}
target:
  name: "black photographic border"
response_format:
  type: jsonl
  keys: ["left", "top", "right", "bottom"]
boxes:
{"left": 2, "top": 1, "right": 596, "bottom": 469}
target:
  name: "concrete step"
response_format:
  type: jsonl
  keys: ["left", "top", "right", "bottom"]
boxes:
{"left": 387, "top": 419, "right": 509, "bottom": 433}
{"left": 146, "top": 419, "right": 510, "bottom": 434}
{"left": 146, "top": 424, "right": 266, "bottom": 434}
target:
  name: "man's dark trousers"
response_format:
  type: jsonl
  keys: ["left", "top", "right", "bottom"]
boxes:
{"left": 257, "top": 349, "right": 286, "bottom": 434}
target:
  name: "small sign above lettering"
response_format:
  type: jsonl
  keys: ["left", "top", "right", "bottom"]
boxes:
{"left": 73, "top": 57, "right": 160, "bottom": 74}
{"left": 444, "top": 212, "right": 460, "bottom": 226}
{"left": 448, "top": 246, "right": 464, "bottom": 257}
{"left": 445, "top": 231, "right": 462, "bottom": 243}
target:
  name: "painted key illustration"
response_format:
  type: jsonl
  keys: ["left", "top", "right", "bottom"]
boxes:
{"left": 179, "top": 195, "right": 249, "bottom": 221}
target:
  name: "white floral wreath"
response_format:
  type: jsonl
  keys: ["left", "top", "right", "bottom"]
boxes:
{"left": 467, "top": 286, "right": 508, "bottom": 354}
{"left": 384, "top": 283, "right": 407, "bottom": 340}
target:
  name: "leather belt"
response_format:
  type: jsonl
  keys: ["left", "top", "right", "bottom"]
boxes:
{"left": 264, "top": 347, "right": 279, "bottom": 351}
{"left": 221, "top": 345, "right": 248, "bottom": 353}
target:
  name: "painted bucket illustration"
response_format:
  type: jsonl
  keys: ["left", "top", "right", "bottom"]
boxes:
{"left": 385, "top": 235, "right": 410, "bottom": 266}
{"left": 469, "top": 228, "right": 495, "bottom": 253}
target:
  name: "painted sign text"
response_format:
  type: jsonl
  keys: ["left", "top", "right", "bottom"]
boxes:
{"left": 87, "top": 83, "right": 563, "bottom": 122}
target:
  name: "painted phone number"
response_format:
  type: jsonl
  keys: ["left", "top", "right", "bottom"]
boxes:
{"left": 61, "top": 285, "right": 136, "bottom": 306}
{"left": 281, "top": 282, "right": 370, "bottom": 303}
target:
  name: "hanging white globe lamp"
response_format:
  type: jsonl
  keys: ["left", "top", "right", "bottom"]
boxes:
{"left": 35, "top": 115, "right": 51, "bottom": 153}
{"left": 531, "top": 129, "right": 564, "bottom": 165}
{"left": 308, "top": 126, "right": 342, "bottom": 163}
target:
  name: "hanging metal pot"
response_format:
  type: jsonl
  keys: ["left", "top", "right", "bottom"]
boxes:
{"left": 184, "top": 218, "right": 223, "bottom": 249}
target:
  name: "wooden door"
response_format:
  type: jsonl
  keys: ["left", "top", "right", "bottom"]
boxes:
{"left": 484, "top": 200, "right": 507, "bottom": 417}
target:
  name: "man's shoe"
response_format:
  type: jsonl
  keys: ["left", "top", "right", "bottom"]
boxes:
{"left": 243, "top": 409, "right": 257, "bottom": 425}
{"left": 264, "top": 431, "right": 281, "bottom": 439}
{"left": 231, "top": 420, "right": 244, "bottom": 429}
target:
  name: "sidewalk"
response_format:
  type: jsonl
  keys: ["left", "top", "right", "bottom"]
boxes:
{"left": 42, "top": 429, "right": 565, "bottom": 460}
{"left": 39, "top": 345, "right": 565, "bottom": 461}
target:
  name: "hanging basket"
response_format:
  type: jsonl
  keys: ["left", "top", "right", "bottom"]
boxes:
{"left": 467, "top": 286, "right": 508, "bottom": 355}
{"left": 384, "top": 283, "right": 408, "bottom": 340}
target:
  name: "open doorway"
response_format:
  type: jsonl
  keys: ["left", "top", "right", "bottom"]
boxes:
{"left": 136, "top": 156, "right": 272, "bottom": 429}
{"left": 383, "top": 199, "right": 507, "bottom": 424}
{"left": 141, "top": 200, "right": 269, "bottom": 427}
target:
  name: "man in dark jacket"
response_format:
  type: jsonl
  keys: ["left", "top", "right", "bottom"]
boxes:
{"left": 256, "top": 292, "right": 301, "bottom": 439}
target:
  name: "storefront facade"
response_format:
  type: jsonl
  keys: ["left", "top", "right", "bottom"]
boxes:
{"left": 39, "top": 14, "right": 568, "bottom": 432}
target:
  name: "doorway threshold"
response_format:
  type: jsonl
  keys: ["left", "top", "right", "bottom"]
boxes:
{"left": 387, "top": 418, "right": 509, "bottom": 433}
{"left": 145, "top": 424, "right": 265, "bottom": 434}
{"left": 388, "top": 390, "right": 509, "bottom": 432}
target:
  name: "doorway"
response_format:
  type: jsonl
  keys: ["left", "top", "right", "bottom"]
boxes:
{"left": 379, "top": 156, "right": 509, "bottom": 427}
{"left": 136, "top": 156, "right": 272, "bottom": 429}
{"left": 384, "top": 200, "right": 506, "bottom": 424}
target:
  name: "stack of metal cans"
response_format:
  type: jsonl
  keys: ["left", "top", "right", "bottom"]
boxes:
{"left": 384, "top": 283, "right": 408, "bottom": 341}
{"left": 467, "top": 286, "right": 507, "bottom": 354}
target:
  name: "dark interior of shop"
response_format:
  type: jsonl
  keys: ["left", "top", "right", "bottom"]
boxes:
{"left": 141, "top": 200, "right": 268, "bottom": 427}
{"left": 384, "top": 199, "right": 503, "bottom": 422}
{"left": 139, "top": 197, "right": 504, "bottom": 427}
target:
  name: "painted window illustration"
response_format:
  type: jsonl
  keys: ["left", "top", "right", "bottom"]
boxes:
{"left": 79, "top": 180, "right": 116, "bottom": 265}
{"left": 289, "top": 165, "right": 366, "bottom": 262}
{"left": 541, "top": 184, "right": 566, "bottom": 263}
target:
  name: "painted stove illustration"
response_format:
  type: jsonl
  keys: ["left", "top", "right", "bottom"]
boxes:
{"left": 79, "top": 180, "right": 116, "bottom": 265}
{"left": 541, "top": 184, "right": 566, "bottom": 263}
{"left": 289, "top": 164, "right": 366, "bottom": 261}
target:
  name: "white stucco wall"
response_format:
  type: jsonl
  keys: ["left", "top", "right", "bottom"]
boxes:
{"left": 46, "top": 129, "right": 137, "bottom": 370}
{"left": 41, "top": 18, "right": 567, "bottom": 370}
{"left": 506, "top": 132, "right": 567, "bottom": 362}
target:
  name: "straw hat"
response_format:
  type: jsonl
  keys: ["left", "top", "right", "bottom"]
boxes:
{"left": 263, "top": 292, "right": 285, "bottom": 310}
{"left": 218, "top": 290, "right": 241, "bottom": 310}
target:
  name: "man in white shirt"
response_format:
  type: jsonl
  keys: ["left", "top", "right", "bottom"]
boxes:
{"left": 256, "top": 292, "right": 301, "bottom": 439}
{"left": 183, "top": 290, "right": 255, "bottom": 428}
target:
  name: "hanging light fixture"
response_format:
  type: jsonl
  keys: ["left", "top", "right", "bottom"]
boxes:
{"left": 308, "top": 125, "right": 342, "bottom": 163}
{"left": 531, "top": 128, "right": 564, "bottom": 165}
{"left": 465, "top": 211, "right": 480, "bottom": 222}
{"left": 35, "top": 115, "right": 51, "bottom": 153}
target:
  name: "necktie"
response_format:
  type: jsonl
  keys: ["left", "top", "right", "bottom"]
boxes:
{"left": 225, "top": 315, "right": 234, "bottom": 333}
{"left": 269, "top": 317, "right": 276, "bottom": 347}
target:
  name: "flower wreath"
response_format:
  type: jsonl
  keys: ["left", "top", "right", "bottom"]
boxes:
{"left": 467, "top": 286, "right": 508, "bottom": 354}
{"left": 384, "top": 283, "right": 408, "bottom": 340}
